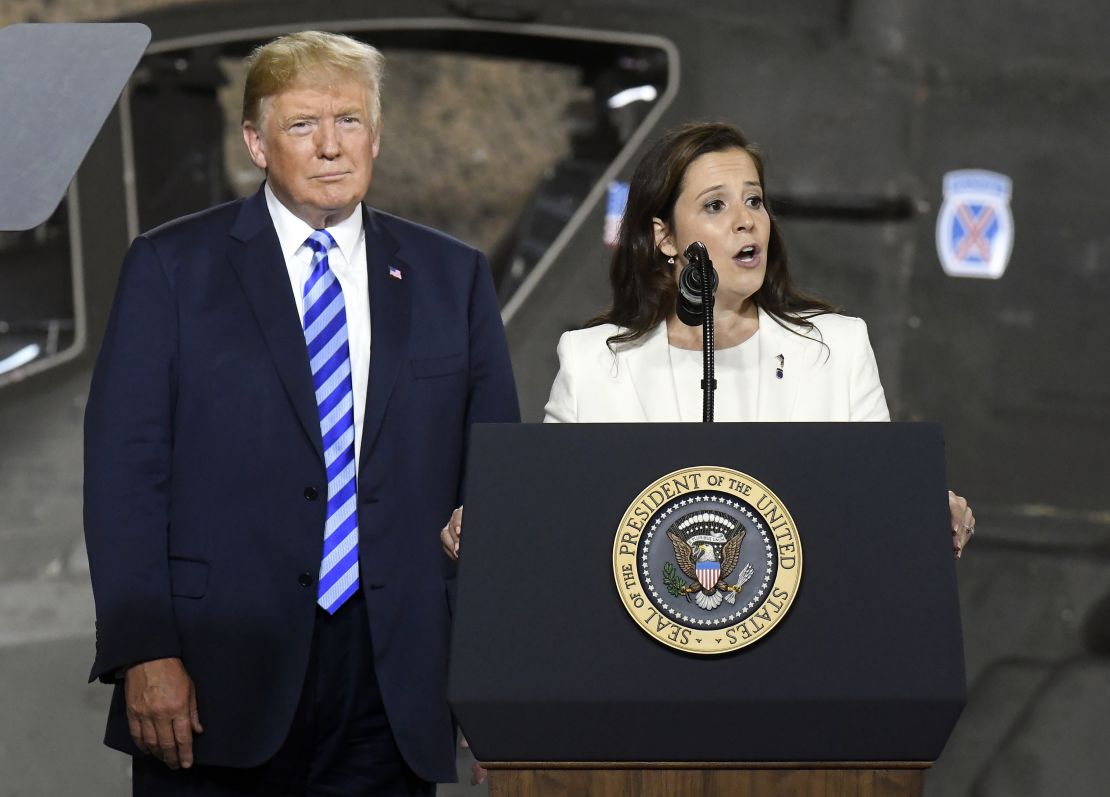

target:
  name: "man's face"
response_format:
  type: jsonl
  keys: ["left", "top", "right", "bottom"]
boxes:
{"left": 242, "top": 75, "right": 379, "bottom": 228}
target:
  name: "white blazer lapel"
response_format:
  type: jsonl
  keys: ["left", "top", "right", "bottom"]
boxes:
{"left": 755, "top": 308, "right": 806, "bottom": 421}
{"left": 623, "top": 323, "right": 679, "bottom": 421}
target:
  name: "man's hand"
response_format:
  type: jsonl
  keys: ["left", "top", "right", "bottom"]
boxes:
{"left": 440, "top": 506, "right": 463, "bottom": 561}
{"left": 125, "top": 657, "right": 203, "bottom": 769}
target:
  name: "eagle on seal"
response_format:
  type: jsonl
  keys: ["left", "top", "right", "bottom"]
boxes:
{"left": 666, "top": 511, "right": 753, "bottom": 610}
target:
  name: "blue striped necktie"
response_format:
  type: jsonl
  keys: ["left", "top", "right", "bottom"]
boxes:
{"left": 302, "top": 230, "right": 359, "bottom": 613}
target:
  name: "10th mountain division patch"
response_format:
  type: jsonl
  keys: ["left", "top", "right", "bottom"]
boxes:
{"left": 613, "top": 466, "right": 802, "bottom": 654}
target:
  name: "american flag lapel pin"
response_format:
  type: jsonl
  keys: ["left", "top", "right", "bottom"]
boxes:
{"left": 388, "top": 265, "right": 403, "bottom": 280}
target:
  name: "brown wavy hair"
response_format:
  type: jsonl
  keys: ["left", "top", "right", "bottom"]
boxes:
{"left": 591, "top": 122, "right": 835, "bottom": 346}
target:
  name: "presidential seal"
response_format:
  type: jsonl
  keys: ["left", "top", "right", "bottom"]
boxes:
{"left": 613, "top": 466, "right": 802, "bottom": 655}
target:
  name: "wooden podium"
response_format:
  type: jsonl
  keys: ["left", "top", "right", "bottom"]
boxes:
{"left": 449, "top": 424, "right": 964, "bottom": 796}
{"left": 483, "top": 762, "right": 924, "bottom": 797}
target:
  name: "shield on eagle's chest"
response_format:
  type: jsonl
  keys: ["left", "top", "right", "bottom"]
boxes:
{"left": 696, "top": 561, "right": 720, "bottom": 591}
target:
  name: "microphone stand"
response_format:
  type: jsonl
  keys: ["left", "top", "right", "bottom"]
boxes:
{"left": 698, "top": 254, "right": 716, "bottom": 423}
{"left": 678, "top": 241, "right": 717, "bottom": 423}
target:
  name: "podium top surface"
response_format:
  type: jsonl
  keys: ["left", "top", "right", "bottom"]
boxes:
{"left": 0, "top": 23, "right": 150, "bottom": 231}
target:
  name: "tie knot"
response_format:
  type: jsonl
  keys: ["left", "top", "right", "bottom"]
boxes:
{"left": 305, "top": 229, "right": 336, "bottom": 255}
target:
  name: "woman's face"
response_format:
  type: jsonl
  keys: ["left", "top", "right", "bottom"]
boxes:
{"left": 653, "top": 148, "right": 771, "bottom": 313}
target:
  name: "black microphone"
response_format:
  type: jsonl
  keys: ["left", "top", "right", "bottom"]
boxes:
{"left": 676, "top": 241, "right": 717, "bottom": 327}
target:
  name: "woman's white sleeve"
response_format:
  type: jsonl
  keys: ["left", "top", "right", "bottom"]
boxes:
{"left": 543, "top": 332, "right": 578, "bottom": 423}
{"left": 850, "top": 319, "right": 891, "bottom": 422}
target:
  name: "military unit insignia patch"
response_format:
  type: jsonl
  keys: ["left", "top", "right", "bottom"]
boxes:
{"left": 613, "top": 466, "right": 802, "bottom": 655}
{"left": 935, "top": 169, "right": 1014, "bottom": 280}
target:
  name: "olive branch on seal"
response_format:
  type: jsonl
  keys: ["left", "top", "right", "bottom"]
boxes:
{"left": 662, "top": 561, "right": 688, "bottom": 598}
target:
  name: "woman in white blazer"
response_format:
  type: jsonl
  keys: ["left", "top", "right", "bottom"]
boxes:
{"left": 442, "top": 123, "right": 973, "bottom": 565}
{"left": 541, "top": 121, "right": 975, "bottom": 555}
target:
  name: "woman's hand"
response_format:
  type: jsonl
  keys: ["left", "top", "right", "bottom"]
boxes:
{"left": 949, "top": 491, "right": 975, "bottom": 559}
{"left": 440, "top": 506, "right": 463, "bottom": 561}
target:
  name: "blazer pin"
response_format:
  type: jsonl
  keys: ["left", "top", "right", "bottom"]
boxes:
{"left": 388, "top": 265, "right": 403, "bottom": 280}
{"left": 776, "top": 353, "right": 785, "bottom": 380}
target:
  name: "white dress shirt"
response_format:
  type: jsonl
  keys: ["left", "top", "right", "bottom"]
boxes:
{"left": 265, "top": 184, "right": 371, "bottom": 469}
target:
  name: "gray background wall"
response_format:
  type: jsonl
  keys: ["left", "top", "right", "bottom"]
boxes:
{"left": 1, "top": 1, "right": 1107, "bottom": 795}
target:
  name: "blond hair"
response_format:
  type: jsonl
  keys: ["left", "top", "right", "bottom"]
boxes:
{"left": 242, "top": 31, "right": 385, "bottom": 131}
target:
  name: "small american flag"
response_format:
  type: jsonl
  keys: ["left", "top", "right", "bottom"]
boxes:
{"left": 389, "top": 265, "right": 403, "bottom": 280}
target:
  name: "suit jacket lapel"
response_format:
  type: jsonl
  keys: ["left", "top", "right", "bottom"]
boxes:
{"left": 625, "top": 323, "right": 678, "bottom": 422}
{"left": 755, "top": 308, "right": 806, "bottom": 421}
{"left": 229, "top": 188, "right": 324, "bottom": 463}
{"left": 359, "top": 206, "right": 409, "bottom": 472}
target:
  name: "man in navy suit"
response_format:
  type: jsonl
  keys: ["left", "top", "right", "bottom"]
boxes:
{"left": 84, "top": 30, "right": 519, "bottom": 795}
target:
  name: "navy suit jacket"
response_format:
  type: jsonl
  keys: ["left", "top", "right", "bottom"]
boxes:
{"left": 83, "top": 187, "right": 519, "bottom": 781}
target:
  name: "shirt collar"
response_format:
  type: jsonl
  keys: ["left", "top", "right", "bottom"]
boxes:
{"left": 264, "top": 182, "right": 365, "bottom": 264}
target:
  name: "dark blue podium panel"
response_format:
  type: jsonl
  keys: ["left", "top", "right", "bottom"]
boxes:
{"left": 449, "top": 422, "right": 964, "bottom": 762}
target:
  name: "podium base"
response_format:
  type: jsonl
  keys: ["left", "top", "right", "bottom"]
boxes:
{"left": 483, "top": 762, "right": 927, "bottom": 797}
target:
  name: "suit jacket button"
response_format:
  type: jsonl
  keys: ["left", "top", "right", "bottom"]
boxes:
{"left": 298, "top": 572, "right": 313, "bottom": 587}
{"left": 304, "top": 487, "right": 319, "bottom": 501}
